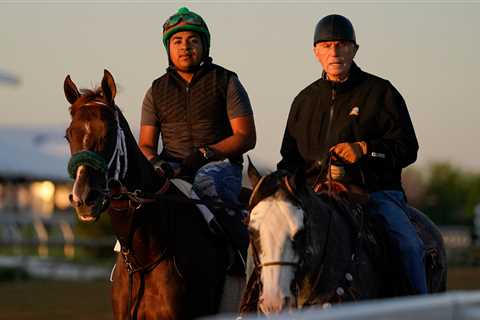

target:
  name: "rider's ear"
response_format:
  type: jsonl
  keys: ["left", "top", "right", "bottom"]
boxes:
{"left": 64, "top": 75, "right": 81, "bottom": 105}
{"left": 101, "top": 69, "right": 117, "bottom": 105}
{"left": 247, "top": 156, "right": 262, "bottom": 189}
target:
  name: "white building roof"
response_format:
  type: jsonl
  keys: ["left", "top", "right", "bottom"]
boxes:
{"left": 0, "top": 127, "right": 69, "bottom": 180}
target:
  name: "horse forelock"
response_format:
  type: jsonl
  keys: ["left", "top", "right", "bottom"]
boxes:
{"left": 69, "top": 88, "right": 113, "bottom": 115}
{"left": 249, "top": 171, "right": 298, "bottom": 210}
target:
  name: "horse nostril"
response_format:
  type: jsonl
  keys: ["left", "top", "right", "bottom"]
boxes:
{"left": 69, "top": 194, "right": 83, "bottom": 207}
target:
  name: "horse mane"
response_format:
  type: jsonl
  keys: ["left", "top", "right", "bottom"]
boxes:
{"left": 280, "top": 175, "right": 367, "bottom": 305}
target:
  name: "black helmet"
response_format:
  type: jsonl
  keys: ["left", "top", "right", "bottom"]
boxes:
{"left": 313, "top": 14, "right": 356, "bottom": 46}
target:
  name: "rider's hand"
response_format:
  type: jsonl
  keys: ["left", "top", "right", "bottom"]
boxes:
{"left": 149, "top": 155, "right": 174, "bottom": 178}
{"left": 329, "top": 165, "right": 346, "bottom": 180}
{"left": 181, "top": 149, "right": 209, "bottom": 176}
{"left": 330, "top": 141, "right": 367, "bottom": 164}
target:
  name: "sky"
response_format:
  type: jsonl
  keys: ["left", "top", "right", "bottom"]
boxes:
{"left": 1, "top": 1, "right": 479, "bottom": 172}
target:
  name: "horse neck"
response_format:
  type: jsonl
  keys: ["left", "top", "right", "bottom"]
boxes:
{"left": 301, "top": 193, "right": 355, "bottom": 293}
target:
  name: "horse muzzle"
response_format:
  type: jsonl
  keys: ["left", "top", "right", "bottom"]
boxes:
{"left": 69, "top": 191, "right": 110, "bottom": 223}
{"left": 259, "top": 294, "right": 296, "bottom": 315}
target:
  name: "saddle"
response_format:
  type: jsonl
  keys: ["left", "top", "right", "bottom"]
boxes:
{"left": 169, "top": 178, "right": 249, "bottom": 276}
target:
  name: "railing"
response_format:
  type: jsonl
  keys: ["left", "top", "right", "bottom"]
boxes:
{"left": 0, "top": 211, "right": 114, "bottom": 258}
{"left": 207, "top": 291, "right": 480, "bottom": 320}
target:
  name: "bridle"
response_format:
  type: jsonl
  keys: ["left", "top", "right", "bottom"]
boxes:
{"left": 246, "top": 171, "right": 348, "bottom": 309}
{"left": 68, "top": 102, "right": 128, "bottom": 186}
{"left": 67, "top": 100, "right": 170, "bottom": 320}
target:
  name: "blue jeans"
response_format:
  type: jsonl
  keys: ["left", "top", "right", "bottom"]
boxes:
{"left": 193, "top": 161, "right": 249, "bottom": 263}
{"left": 369, "top": 190, "right": 427, "bottom": 294}
{"left": 192, "top": 161, "right": 243, "bottom": 209}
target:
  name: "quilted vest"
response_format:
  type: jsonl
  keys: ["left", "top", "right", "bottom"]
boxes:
{"left": 152, "top": 62, "right": 235, "bottom": 161}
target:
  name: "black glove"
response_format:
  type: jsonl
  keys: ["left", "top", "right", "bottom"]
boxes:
{"left": 150, "top": 155, "right": 175, "bottom": 178}
{"left": 181, "top": 149, "right": 209, "bottom": 176}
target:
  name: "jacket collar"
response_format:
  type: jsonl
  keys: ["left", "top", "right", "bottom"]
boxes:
{"left": 319, "top": 62, "right": 364, "bottom": 93}
{"left": 167, "top": 57, "right": 214, "bottom": 86}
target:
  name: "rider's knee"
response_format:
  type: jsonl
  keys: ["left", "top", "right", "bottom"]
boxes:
{"left": 398, "top": 237, "right": 424, "bottom": 257}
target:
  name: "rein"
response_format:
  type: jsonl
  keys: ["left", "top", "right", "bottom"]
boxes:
{"left": 110, "top": 190, "right": 170, "bottom": 320}
{"left": 114, "top": 187, "right": 240, "bottom": 210}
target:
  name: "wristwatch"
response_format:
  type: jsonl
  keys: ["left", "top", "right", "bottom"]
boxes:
{"left": 199, "top": 146, "right": 216, "bottom": 160}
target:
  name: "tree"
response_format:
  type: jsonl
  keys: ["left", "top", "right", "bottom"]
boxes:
{"left": 417, "top": 162, "right": 480, "bottom": 225}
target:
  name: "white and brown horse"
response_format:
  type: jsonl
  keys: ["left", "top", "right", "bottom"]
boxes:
{"left": 241, "top": 161, "right": 447, "bottom": 314}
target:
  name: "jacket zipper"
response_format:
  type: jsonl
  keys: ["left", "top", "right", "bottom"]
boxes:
{"left": 324, "top": 86, "right": 336, "bottom": 150}
{"left": 185, "top": 85, "right": 195, "bottom": 149}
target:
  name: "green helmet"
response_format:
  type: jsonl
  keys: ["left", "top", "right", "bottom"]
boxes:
{"left": 162, "top": 7, "right": 211, "bottom": 54}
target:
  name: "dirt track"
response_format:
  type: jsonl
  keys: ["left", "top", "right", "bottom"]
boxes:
{"left": 0, "top": 267, "right": 478, "bottom": 319}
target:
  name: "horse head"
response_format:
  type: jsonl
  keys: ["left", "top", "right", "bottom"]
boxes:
{"left": 64, "top": 69, "right": 122, "bottom": 222}
{"left": 247, "top": 159, "right": 307, "bottom": 314}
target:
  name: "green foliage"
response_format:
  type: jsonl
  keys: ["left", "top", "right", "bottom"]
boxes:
{"left": 418, "top": 162, "right": 480, "bottom": 225}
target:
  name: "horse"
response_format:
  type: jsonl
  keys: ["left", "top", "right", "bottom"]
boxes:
{"left": 64, "top": 69, "right": 240, "bottom": 319}
{"left": 240, "top": 160, "right": 447, "bottom": 314}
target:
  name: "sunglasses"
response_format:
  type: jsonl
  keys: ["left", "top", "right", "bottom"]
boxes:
{"left": 163, "top": 14, "right": 205, "bottom": 32}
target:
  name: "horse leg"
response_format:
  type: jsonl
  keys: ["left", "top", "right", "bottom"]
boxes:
{"left": 111, "top": 254, "right": 129, "bottom": 320}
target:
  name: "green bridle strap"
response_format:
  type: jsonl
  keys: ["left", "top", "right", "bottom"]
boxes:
{"left": 68, "top": 150, "right": 107, "bottom": 179}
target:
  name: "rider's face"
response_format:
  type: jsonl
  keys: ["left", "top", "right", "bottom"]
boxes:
{"left": 168, "top": 31, "right": 204, "bottom": 72}
{"left": 313, "top": 41, "right": 358, "bottom": 82}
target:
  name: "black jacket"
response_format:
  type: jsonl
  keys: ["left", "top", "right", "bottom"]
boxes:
{"left": 277, "top": 63, "right": 418, "bottom": 192}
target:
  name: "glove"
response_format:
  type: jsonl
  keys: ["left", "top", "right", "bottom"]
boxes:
{"left": 150, "top": 155, "right": 174, "bottom": 178}
{"left": 329, "top": 165, "right": 346, "bottom": 180}
{"left": 181, "top": 149, "right": 209, "bottom": 176}
{"left": 330, "top": 141, "right": 367, "bottom": 164}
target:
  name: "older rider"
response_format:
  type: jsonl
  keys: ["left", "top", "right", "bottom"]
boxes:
{"left": 277, "top": 14, "right": 427, "bottom": 294}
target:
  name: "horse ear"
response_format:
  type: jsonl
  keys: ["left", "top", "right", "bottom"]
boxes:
{"left": 64, "top": 75, "right": 81, "bottom": 105}
{"left": 101, "top": 69, "right": 117, "bottom": 105}
{"left": 247, "top": 156, "right": 262, "bottom": 188}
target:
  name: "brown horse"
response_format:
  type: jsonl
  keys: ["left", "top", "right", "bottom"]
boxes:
{"left": 64, "top": 70, "right": 233, "bottom": 319}
{"left": 240, "top": 161, "right": 447, "bottom": 314}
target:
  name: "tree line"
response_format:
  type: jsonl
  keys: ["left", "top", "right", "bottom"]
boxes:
{"left": 404, "top": 162, "right": 480, "bottom": 226}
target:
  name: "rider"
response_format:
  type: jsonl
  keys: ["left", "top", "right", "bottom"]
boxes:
{"left": 138, "top": 7, "right": 256, "bottom": 267}
{"left": 277, "top": 14, "right": 427, "bottom": 294}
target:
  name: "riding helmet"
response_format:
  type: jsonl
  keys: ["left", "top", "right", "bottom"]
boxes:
{"left": 313, "top": 14, "right": 356, "bottom": 46}
{"left": 162, "top": 7, "right": 211, "bottom": 55}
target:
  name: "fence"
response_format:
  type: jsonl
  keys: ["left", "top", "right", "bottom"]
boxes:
{"left": 207, "top": 291, "right": 480, "bottom": 320}
{"left": 0, "top": 211, "right": 114, "bottom": 258}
